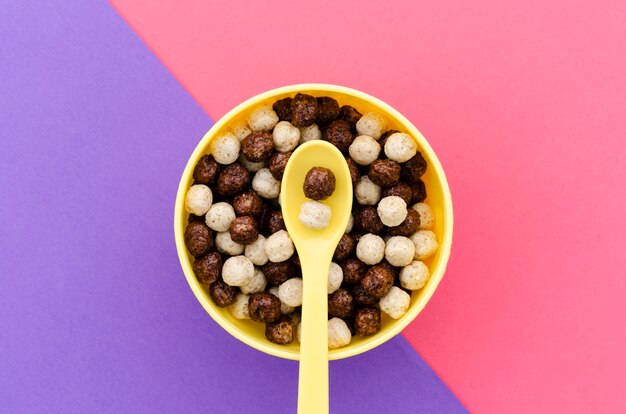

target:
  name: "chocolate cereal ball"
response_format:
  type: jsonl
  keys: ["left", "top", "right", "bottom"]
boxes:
{"left": 315, "top": 96, "right": 340, "bottom": 124}
{"left": 323, "top": 120, "right": 353, "bottom": 153}
{"left": 340, "top": 257, "right": 367, "bottom": 284}
{"left": 263, "top": 209, "right": 286, "bottom": 234}
{"left": 248, "top": 291, "right": 281, "bottom": 323}
{"left": 290, "top": 93, "right": 318, "bottom": 127}
{"left": 360, "top": 265, "right": 394, "bottom": 299}
{"left": 272, "top": 97, "right": 292, "bottom": 121}
{"left": 354, "top": 307, "right": 382, "bottom": 336}
{"left": 338, "top": 105, "right": 362, "bottom": 129}
{"left": 269, "top": 151, "right": 292, "bottom": 180}
{"left": 303, "top": 167, "right": 336, "bottom": 200}
{"left": 352, "top": 284, "right": 378, "bottom": 305}
{"left": 401, "top": 152, "right": 428, "bottom": 184}
{"left": 387, "top": 208, "right": 420, "bottom": 237}
{"left": 232, "top": 190, "right": 264, "bottom": 218}
{"left": 193, "top": 154, "right": 220, "bottom": 185}
{"left": 216, "top": 163, "right": 250, "bottom": 196}
{"left": 383, "top": 182, "right": 413, "bottom": 205}
{"left": 242, "top": 131, "right": 274, "bottom": 162}
{"left": 192, "top": 251, "right": 222, "bottom": 285}
{"left": 184, "top": 221, "right": 213, "bottom": 257}
{"left": 345, "top": 157, "right": 361, "bottom": 185}
{"left": 333, "top": 233, "right": 355, "bottom": 262}
{"left": 229, "top": 216, "right": 259, "bottom": 244}
{"left": 209, "top": 278, "right": 238, "bottom": 307}
{"left": 262, "top": 261, "right": 297, "bottom": 286}
{"left": 265, "top": 315, "right": 294, "bottom": 344}
{"left": 368, "top": 159, "right": 401, "bottom": 187}
{"left": 411, "top": 179, "right": 427, "bottom": 204}
{"left": 328, "top": 288, "right": 354, "bottom": 318}
{"left": 354, "top": 206, "right": 385, "bottom": 234}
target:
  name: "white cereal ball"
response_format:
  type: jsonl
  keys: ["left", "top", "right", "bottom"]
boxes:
{"left": 400, "top": 261, "right": 430, "bottom": 290}
{"left": 412, "top": 203, "right": 435, "bottom": 230}
{"left": 272, "top": 121, "right": 300, "bottom": 152}
{"left": 222, "top": 255, "right": 254, "bottom": 287}
{"left": 205, "top": 202, "right": 235, "bottom": 232}
{"left": 210, "top": 132, "right": 240, "bottom": 165}
{"left": 379, "top": 286, "right": 411, "bottom": 319}
{"left": 377, "top": 196, "right": 408, "bottom": 227}
{"left": 384, "top": 132, "right": 417, "bottom": 163}
{"left": 355, "top": 175, "right": 381, "bottom": 205}
{"left": 328, "top": 317, "right": 352, "bottom": 349}
{"left": 244, "top": 235, "right": 268, "bottom": 266}
{"left": 237, "top": 153, "right": 265, "bottom": 172}
{"left": 278, "top": 277, "right": 303, "bottom": 307}
{"left": 252, "top": 168, "right": 281, "bottom": 199}
{"left": 346, "top": 214, "right": 354, "bottom": 233}
{"left": 299, "top": 124, "right": 321, "bottom": 143}
{"left": 185, "top": 184, "right": 213, "bottom": 216}
{"left": 385, "top": 236, "right": 416, "bottom": 267}
{"left": 240, "top": 268, "right": 267, "bottom": 294}
{"left": 327, "top": 262, "right": 343, "bottom": 294}
{"left": 228, "top": 293, "right": 250, "bottom": 319}
{"left": 356, "top": 112, "right": 388, "bottom": 140}
{"left": 265, "top": 230, "right": 294, "bottom": 262}
{"left": 215, "top": 231, "right": 244, "bottom": 255}
{"left": 231, "top": 119, "right": 252, "bottom": 141}
{"left": 247, "top": 104, "right": 279, "bottom": 132}
{"left": 356, "top": 233, "right": 386, "bottom": 265}
{"left": 299, "top": 200, "right": 332, "bottom": 230}
{"left": 269, "top": 286, "right": 295, "bottom": 314}
{"left": 348, "top": 135, "right": 381, "bottom": 166}
{"left": 410, "top": 230, "right": 439, "bottom": 260}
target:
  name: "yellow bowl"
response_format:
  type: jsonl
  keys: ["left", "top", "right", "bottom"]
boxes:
{"left": 174, "top": 84, "right": 453, "bottom": 360}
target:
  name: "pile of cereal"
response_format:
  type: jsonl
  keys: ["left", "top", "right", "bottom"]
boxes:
{"left": 184, "top": 93, "right": 438, "bottom": 349}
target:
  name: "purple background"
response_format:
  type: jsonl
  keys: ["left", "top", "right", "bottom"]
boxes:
{"left": 0, "top": 2, "right": 466, "bottom": 412}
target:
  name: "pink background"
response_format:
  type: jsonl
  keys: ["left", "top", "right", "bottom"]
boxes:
{"left": 111, "top": 1, "right": 626, "bottom": 412}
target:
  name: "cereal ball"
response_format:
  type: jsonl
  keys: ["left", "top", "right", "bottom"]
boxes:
{"left": 356, "top": 112, "right": 388, "bottom": 140}
{"left": 237, "top": 153, "right": 265, "bottom": 173}
{"left": 412, "top": 203, "right": 434, "bottom": 229}
{"left": 290, "top": 93, "right": 318, "bottom": 127}
{"left": 338, "top": 105, "right": 362, "bottom": 129}
{"left": 210, "top": 132, "right": 241, "bottom": 166}
{"left": 387, "top": 208, "right": 420, "bottom": 237}
{"left": 333, "top": 233, "right": 355, "bottom": 262}
{"left": 248, "top": 104, "right": 279, "bottom": 132}
{"left": 384, "top": 132, "right": 417, "bottom": 163}
{"left": 383, "top": 182, "right": 413, "bottom": 205}
{"left": 303, "top": 167, "right": 336, "bottom": 200}
{"left": 361, "top": 266, "right": 394, "bottom": 299}
{"left": 354, "top": 307, "right": 382, "bottom": 336}
{"left": 400, "top": 260, "right": 430, "bottom": 290}
{"left": 348, "top": 135, "right": 381, "bottom": 166}
{"left": 252, "top": 168, "right": 280, "bottom": 199}
{"left": 216, "top": 163, "right": 250, "bottom": 196}
{"left": 193, "top": 251, "right": 222, "bottom": 285}
{"left": 299, "top": 124, "right": 321, "bottom": 144}
{"left": 278, "top": 277, "right": 303, "bottom": 307}
{"left": 328, "top": 288, "right": 354, "bottom": 318}
{"left": 323, "top": 120, "right": 353, "bottom": 152}
{"left": 222, "top": 255, "right": 254, "bottom": 287}
{"left": 315, "top": 96, "right": 340, "bottom": 124}
{"left": 377, "top": 196, "right": 408, "bottom": 227}
{"left": 215, "top": 231, "right": 244, "bottom": 255}
{"left": 265, "top": 315, "right": 294, "bottom": 344}
{"left": 240, "top": 268, "right": 267, "bottom": 294}
{"left": 272, "top": 97, "right": 292, "bottom": 121}
{"left": 185, "top": 184, "right": 213, "bottom": 216}
{"left": 340, "top": 257, "right": 367, "bottom": 284}
{"left": 354, "top": 206, "right": 384, "bottom": 234}
{"left": 401, "top": 152, "right": 428, "bottom": 184}
{"left": 248, "top": 291, "right": 281, "bottom": 323}
{"left": 379, "top": 286, "right": 411, "bottom": 319}
{"left": 268, "top": 286, "right": 295, "bottom": 314}
{"left": 354, "top": 175, "right": 381, "bottom": 206}
{"left": 378, "top": 129, "right": 399, "bottom": 157}
{"left": 230, "top": 119, "right": 252, "bottom": 141}
{"left": 205, "top": 202, "right": 236, "bottom": 232}
{"left": 368, "top": 159, "right": 401, "bottom": 187}
{"left": 267, "top": 151, "right": 290, "bottom": 180}
{"left": 228, "top": 293, "right": 250, "bottom": 319}
{"left": 345, "top": 157, "right": 361, "bottom": 184}
{"left": 229, "top": 216, "right": 259, "bottom": 245}
{"left": 265, "top": 230, "right": 294, "bottom": 262}
{"left": 244, "top": 235, "right": 269, "bottom": 266}
{"left": 411, "top": 179, "right": 427, "bottom": 204}
{"left": 328, "top": 318, "right": 352, "bottom": 349}
{"left": 184, "top": 221, "right": 213, "bottom": 257}
{"left": 263, "top": 209, "right": 286, "bottom": 234}
{"left": 299, "top": 200, "right": 332, "bottom": 230}
{"left": 377, "top": 259, "right": 400, "bottom": 279}
{"left": 410, "top": 230, "right": 438, "bottom": 260}
{"left": 352, "top": 284, "right": 378, "bottom": 305}
{"left": 272, "top": 121, "right": 300, "bottom": 153}
{"left": 209, "top": 278, "right": 238, "bottom": 307}
{"left": 242, "top": 131, "right": 274, "bottom": 162}
{"left": 263, "top": 261, "right": 297, "bottom": 286}
{"left": 356, "top": 233, "right": 386, "bottom": 265}
{"left": 346, "top": 214, "right": 354, "bottom": 233}
{"left": 328, "top": 262, "right": 343, "bottom": 294}
{"left": 193, "top": 154, "right": 220, "bottom": 185}
{"left": 384, "top": 236, "right": 416, "bottom": 267}
{"left": 232, "top": 190, "right": 264, "bottom": 218}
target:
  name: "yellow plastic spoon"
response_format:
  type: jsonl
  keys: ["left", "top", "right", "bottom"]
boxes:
{"left": 280, "top": 140, "right": 353, "bottom": 414}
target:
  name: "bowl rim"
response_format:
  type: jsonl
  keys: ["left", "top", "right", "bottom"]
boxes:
{"left": 174, "top": 83, "right": 454, "bottom": 360}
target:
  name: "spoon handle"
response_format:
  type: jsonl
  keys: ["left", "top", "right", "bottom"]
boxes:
{"left": 297, "top": 255, "right": 331, "bottom": 414}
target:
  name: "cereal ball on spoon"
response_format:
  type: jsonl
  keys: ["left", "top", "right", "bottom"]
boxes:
{"left": 299, "top": 200, "right": 332, "bottom": 230}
